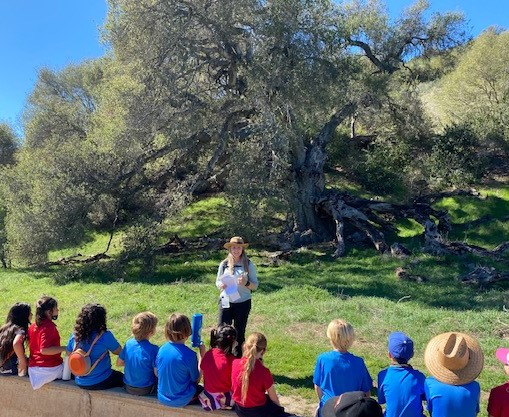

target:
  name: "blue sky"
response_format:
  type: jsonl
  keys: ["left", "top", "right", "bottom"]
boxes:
{"left": 1, "top": 0, "right": 508, "bottom": 134}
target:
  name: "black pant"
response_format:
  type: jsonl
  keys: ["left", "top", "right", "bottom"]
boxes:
{"left": 235, "top": 396, "right": 296, "bottom": 417}
{"left": 218, "top": 298, "right": 251, "bottom": 357}
{"left": 78, "top": 369, "right": 124, "bottom": 390}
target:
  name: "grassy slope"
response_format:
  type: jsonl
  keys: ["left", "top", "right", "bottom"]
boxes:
{"left": 2, "top": 187, "right": 509, "bottom": 417}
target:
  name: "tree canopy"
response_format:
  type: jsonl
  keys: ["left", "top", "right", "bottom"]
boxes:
{"left": 5, "top": 0, "right": 504, "bottom": 266}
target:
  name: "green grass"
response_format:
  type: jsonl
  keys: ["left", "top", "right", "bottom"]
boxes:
{"left": 2, "top": 187, "right": 509, "bottom": 416}
{"left": 163, "top": 196, "right": 228, "bottom": 238}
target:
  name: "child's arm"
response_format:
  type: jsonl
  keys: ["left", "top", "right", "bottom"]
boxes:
{"left": 111, "top": 346, "right": 122, "bottom": 355}
{"left": 40, "top": 346, "right": 67, "bottom": 355}
{"left": 116, "top": 358, "right": 125, "bottom": 366}
{"left": 267, "top": 385, "right": 281, "bottom": 406}
{"left": 314, "top": 384, "right": 323, "bottom": 401}
{"left": 196, "top": 345, "right": 207, "bottom": 382}
{"left": 13, "top": 334, "right": 27, "bottom": 375}
{"left": 154, "top": 367, "right": 158, "bottom": 377}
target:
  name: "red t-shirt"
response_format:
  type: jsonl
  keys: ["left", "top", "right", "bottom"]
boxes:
{"left": 28, "top": 319, "right": 63, "bottom": 367}
{"left": 231, "top": 357, "right": 274, "bottom": 407}
{"left": 488, "top": 382, "right": 509, "bottom": 417}
{"left": 200, "top": 348, "right": 235, "bottom": 393}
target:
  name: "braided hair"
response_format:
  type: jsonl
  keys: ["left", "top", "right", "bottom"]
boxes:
{"left": 241, "top": 332, "right": 267, "bottom": 403}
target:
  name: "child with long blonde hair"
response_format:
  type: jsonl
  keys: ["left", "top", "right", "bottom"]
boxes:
{"left": 231, "top": 332, "right": 294, "bottom": 417}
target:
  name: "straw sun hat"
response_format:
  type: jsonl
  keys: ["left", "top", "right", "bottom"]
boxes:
{"left": 424, "top": 332, "right": 484, "bottom": 385}
{"left": 223, "top": 236, "right": 249, "bottom": 250}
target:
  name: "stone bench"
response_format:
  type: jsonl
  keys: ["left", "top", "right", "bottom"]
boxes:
{"left": 1, "top": 377, "right": 232, "bottom": 417}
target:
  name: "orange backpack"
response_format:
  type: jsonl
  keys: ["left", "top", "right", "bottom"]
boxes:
{"left": 68, "top": 332, "right": 107, "bottom": 376}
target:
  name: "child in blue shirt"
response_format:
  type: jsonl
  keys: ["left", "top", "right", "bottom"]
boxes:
{"left": 377, "top": 331, "right": 425, "bottom": 417}
{"left": 313, "top": 319, "right": 372, "bottom": 415}
{"left": 423, "top": 332, "right": 483, "bottom": 417}
{"left": 66, "top": 303, "right": 123, "bottom": 390}
{"left": 155, "top": 313, "right": 206, "bottom": 407}
{"left": 117, "top": 311, "right": 159, "bottom": 395}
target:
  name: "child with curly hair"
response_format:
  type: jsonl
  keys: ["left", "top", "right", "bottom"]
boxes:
{"left": 66, "top": 303, "right": 123, "bottom": 390}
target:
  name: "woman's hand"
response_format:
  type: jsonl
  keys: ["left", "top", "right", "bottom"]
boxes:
{"left": 237, "top": 273, "right": 248, "bottom": 286}
{"left": 219, "top": 283, "right": 226, "bottom": 290}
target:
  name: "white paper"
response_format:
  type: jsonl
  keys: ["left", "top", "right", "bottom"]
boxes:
{"left": 220, "top": 274, "right": 241, "bottom": 302}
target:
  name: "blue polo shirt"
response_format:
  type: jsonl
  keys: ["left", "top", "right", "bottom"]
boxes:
{"left": 156, "top": 342, "right": 199, "bottom": 407}
{"left": 119, "top": 337, "right": 159, "bottom": 388}
{"left": 66, "top": 331, "right": 121, "bottom": 387}
{"left": 378, "top": 365, "right": 425, "bottom": 417}
{"left": 313, "top": 350, "right": 373, "bottom": 409}
{"left": 424, "top": 376, "right": 480, "bottom": 417}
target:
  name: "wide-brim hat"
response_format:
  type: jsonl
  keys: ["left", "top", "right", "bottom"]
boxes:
{"left": 424, "top": 332, "right": 484, "bottom": 385}
{"left": 224, "top": 236, "right": 249, "bottom": 249}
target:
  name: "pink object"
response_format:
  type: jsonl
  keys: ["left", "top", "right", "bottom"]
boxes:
{"left": 495, "top": 348, "right": 509, "bottom": 365}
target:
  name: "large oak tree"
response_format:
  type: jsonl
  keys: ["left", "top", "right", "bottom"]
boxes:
{"left": 2, "top": 0, "right": 472, "bottom": 263}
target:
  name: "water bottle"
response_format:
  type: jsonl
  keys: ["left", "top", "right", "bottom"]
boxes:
{"left": 191, "top": 313, "right": 203, "bottom": 347}
{"left": 62, "top": 354, "right": 71, "bottom": 380}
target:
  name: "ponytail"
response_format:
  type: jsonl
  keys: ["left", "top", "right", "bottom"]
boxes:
{"left": 35, "top": 296, "right": 57, "bottom": 326}
{"left": 241, "top": 332, "right": 267, "bottom": 403}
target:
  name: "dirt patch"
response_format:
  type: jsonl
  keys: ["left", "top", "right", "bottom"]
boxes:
{"left": 280, "top": 394, "right": 317, "bottom": 417}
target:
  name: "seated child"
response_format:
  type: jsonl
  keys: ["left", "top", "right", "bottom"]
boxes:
{"left": 199, "top": 324, "right": 237, "bottom": 410}
{"left": 313, "top": 319, "right": 372, "bottom": 414}
{"left": 156, "top": 313, "right": 206, "bottom": 407}
{"left": 377, "top": 331, "right": 425, "bottom": 417}
{"left": 423, "top": 332, "right": 483, "bottom": 417}
{"left": 231, "top": 332, "right": 295, "bottom": 417}
{"left": 487, "top": 347, "right": 509, "bottom": 417}
{"left": 66, "top": 303, "right": 124, "bottom": 390}
{"left": 0, "top": 302, "right": 32, "bottom": 376}
{"left": 28, "top": 296, "right": 67, "bottom": 389}
{"left": 117, "top": 311, "right": 159, "bottom": 395}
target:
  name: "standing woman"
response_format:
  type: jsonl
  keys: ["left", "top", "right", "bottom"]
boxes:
{"left": 0, "top": 302, "right": 32, "bottom": 376}
{"left": 216, "top": 236, "right": 258, "bottom": 357}
{"left": 28, "top": 296, "right": 67, "bottom": 389}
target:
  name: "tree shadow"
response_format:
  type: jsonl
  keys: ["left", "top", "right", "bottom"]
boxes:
{"left": 273, "top": 374, "right": 314, "bottom": 390}
{"left": 21, "top": 226, "right": 509, "bottom": 312}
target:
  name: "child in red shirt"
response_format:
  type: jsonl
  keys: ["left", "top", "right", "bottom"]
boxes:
{"left": 488, "top": 348, "right": 509, "bottom": 417}
{"left": 199, "top": 324, "right": 237, "bottom": 410}
{"left": 231, "top": 332, "right": 294, "bottom": 417}
{"left": 28, "top": 296, "right": 67, "bottom": 389}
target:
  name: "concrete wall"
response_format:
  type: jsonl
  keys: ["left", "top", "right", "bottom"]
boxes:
{"left": 1, "top": 377, "right": 230, "bottom": 417}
